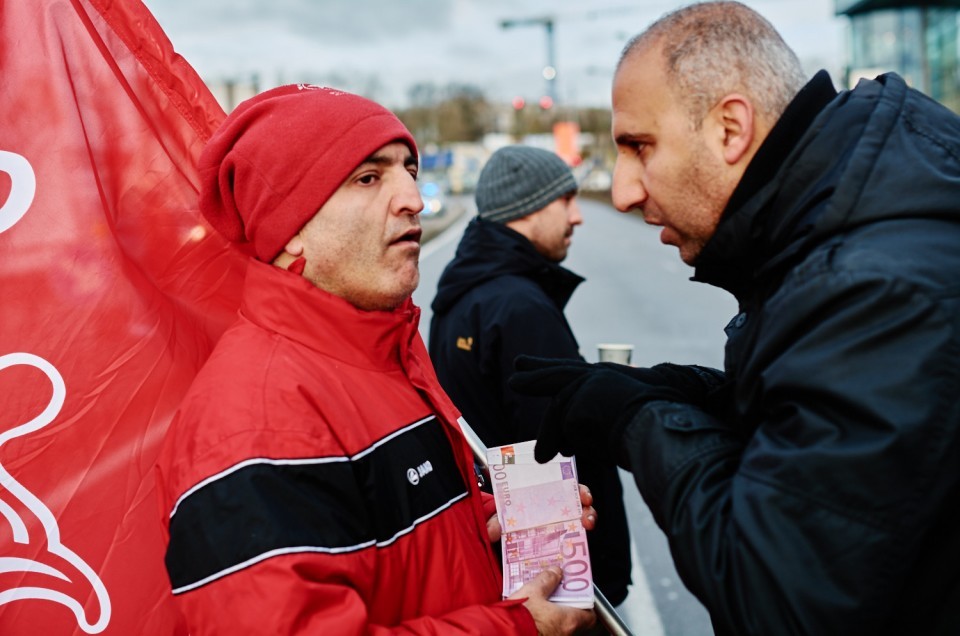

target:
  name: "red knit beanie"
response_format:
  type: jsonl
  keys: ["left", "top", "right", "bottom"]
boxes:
{"left": 198, "top": 84, "right": 418, "bottom": 262}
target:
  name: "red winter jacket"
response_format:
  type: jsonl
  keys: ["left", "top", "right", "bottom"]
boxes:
{"left": 156, "top": 260, "right": 535, "bottom": 635}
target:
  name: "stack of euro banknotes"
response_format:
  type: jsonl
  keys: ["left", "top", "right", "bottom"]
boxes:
{"left": 486, "top": 440, "right": 595, "bottom": 609}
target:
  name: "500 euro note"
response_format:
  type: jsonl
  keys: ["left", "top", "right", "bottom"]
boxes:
{"left": 486, "top": 440, "right": 594, "bottom": 609}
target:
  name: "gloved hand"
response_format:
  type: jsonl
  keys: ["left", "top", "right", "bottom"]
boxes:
{"left": 509, "top": 356, "right": 689, "bottom": 463}
{"left": 596, "top": 361, "right": 726, "bottom": 410}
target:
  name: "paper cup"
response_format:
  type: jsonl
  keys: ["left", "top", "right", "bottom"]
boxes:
{"left": 597, "top": 343, "right": 633, "bottom": 365}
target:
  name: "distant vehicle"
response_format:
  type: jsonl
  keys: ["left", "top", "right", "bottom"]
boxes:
{"left": 419, "top": 180, "right": 445, "bottom": 216}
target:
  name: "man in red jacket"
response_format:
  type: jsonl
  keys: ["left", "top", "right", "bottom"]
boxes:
{"left": 156, "top": 83, "right": 596, "bottom": 635}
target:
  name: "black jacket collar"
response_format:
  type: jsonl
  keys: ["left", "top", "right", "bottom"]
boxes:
{"left": 693, "top": 71, "right": 838, "bottom": 296}
{"left": 724, "top": 70, "right": 838, "bottom": 216}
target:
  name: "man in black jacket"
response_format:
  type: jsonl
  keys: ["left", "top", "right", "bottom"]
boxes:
{"left": 429, "top": 145, "right": 633, "bottom": 608}
{"left": 510, "top": 2, "right": 960, "bottom": 634}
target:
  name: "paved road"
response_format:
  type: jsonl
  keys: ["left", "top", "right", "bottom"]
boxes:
{"left": 414, "top": 197, "right": 739, "bottom": 635}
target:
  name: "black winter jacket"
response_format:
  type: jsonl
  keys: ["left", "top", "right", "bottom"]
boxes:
{"left": 622, "top": 71, "right": 960, "bottom": 635}
{"left": 430, "top": 218, "right": 632, "bottom": 605}
{"left": 430, "top": 219, "right": 583, "bottom": 445}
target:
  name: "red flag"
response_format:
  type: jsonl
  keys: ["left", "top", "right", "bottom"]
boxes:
{"left": 0, "top": 1, "right": 247, "bottom": 633}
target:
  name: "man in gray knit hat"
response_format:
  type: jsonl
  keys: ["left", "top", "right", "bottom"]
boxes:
{"left": 429, "top": 145, "right": 633, "bottom": 609}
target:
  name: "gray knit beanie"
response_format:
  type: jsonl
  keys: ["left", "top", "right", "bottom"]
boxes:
{"left": 475, "top": 146, "right": 578, "bottom": 223}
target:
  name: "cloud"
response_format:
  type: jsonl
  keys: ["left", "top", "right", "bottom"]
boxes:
{"left": 145, "top": 0, "right": 846, "bottom": 108}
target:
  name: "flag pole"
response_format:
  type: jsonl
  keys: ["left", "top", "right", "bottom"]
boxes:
{"left": 457, "top": 417, "right": 634, "bottom": 636}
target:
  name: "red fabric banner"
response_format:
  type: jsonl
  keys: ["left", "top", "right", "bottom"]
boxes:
{"left": 0, "top": 1, "right": 247, "bottom": 633}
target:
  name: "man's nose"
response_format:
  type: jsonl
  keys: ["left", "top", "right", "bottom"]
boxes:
{"left": 611, "top": 159, "right": 648, "bottom": 214}
{"left": 569, "top": 198, "right": 583, "bottom": 226}
{"left": 396, "top": 174, "right": 424, "bottom": 216}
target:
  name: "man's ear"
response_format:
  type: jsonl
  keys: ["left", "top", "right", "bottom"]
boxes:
{"left": 283, "top": 234, "right": 304, "bottom": 257}
{"left": 709, "top": 94, "right": 755, "bottom": 166}
{"left": 272, "top": 233, "right": 305, "bottom": 270}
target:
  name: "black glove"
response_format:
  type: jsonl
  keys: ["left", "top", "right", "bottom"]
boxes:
{"left": 596, "top": 361, "right": 726, "bottom": 409}
{"left": 509, "top": 356, "right": 689, "bottom": 463}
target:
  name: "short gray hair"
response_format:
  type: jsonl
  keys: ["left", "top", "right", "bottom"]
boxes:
{"left": 619, "top": 1, "right": 807, "bottom": 126}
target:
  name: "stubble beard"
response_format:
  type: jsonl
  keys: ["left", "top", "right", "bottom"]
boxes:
{"left": 677, "top": 145, "right": 728, "bottom": 265}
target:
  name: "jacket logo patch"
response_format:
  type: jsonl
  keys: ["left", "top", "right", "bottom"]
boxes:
{"left": 456, "top": 336, "right": 473, "bottom": 351}
{"left": 406, "top": 460, "right": 434, "bottom": 485}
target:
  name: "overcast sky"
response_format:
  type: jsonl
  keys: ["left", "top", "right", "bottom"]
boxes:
{"left": 144, "top": 0, "right": 848, "bottom": 108}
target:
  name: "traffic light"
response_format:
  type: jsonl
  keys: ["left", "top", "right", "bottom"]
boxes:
{"left": 512, "top": 96, "right": 526, "bottom": 110}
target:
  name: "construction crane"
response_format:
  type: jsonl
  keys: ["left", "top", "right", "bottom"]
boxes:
{"left": 500, "top": 6, "right": 650, "bottom": 108}
{"left": 500, "top": 16, "right": 557, "bottom": 106}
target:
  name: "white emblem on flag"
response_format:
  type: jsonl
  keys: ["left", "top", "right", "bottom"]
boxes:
{"left": 0, "top": 151, "right": 35, "bottom": 234}
{"left": 0, "top": 353, "right": 112, "bottom": 633}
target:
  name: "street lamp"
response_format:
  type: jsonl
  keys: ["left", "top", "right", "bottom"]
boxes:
{"left": 500, "top": 16, "right": 557, "bottom": 105}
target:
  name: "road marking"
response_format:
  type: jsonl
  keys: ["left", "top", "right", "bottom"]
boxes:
{"left": 420, "top": 210, "right": 471, "bottom": 261}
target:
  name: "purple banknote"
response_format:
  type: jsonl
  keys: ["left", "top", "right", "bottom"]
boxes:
{"left": 486, "top": 440, "right": 594, "bottom": 608}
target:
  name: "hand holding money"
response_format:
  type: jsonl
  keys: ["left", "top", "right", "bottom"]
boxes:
{"left": 486, "top": 440, "right": 595, "bottom": 609}
{"left": 507, "top": 566, "right": 597, "bottom": 635}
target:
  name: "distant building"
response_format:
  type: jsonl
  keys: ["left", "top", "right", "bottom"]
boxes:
{"left": 206, "top": 75, "right": 260, "bottom": 113}
{"left": 837, "top": 0, "right": 960, "bottom": 111}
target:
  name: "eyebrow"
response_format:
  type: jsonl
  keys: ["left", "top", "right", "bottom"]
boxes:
{"left": 614, "top": 133, "right": 646, "bottom": 146}
{"left": 361, "top": 149, "right": 418, "bottom": 169}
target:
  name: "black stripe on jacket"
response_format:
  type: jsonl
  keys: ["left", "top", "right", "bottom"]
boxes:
{"left": 165, "top": 416, "right": 468, "bottom": 593}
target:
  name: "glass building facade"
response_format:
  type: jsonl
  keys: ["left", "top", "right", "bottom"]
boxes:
{"left": 837, "top": 0, "right": 960, "bottom": 111}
